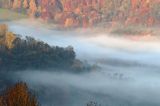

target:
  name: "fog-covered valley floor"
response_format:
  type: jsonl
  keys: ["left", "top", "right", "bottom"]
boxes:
{"left": 3, "top": 20, "right": 160, "bottom": 106}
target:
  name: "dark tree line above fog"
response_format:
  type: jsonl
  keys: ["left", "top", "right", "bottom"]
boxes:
{"left": 0, "top": 36, "right": 75, "bottom": 70}
{"left": 0, "top": 24, "right": 86, "bottom": 71}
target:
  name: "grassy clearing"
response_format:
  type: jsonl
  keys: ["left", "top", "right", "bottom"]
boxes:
{"left": 0, "top": 8, "right": 27, "bottom": 21}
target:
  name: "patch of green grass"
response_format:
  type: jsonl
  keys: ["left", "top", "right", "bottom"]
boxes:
{"left": 0, "top": 8, "right": 27, "bottom": 21}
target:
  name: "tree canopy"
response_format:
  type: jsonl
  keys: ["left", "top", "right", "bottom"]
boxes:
{"left": 1, "top": 0, "right": 159, "bottom": 27}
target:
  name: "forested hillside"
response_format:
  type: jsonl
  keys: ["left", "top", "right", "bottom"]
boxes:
{"left": 0, "top": 24, "right": 86, "bottom": 71}
{"left": 0, "top": 0, "right": 159, "bottom": 28}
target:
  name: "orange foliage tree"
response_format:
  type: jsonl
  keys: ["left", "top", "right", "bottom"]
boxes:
{"left": 0, "top": 82, "right": 39, "bottom": 106}
{"left": 23, "top": 0, "right": 29, "bottom": 9}
{"left": 29, "top": 0, "right": 37, "bottom": 17}
{"left": 12, "top": 0, "right": 18, "bottom": 9}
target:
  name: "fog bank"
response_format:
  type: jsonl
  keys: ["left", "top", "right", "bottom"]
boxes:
{"left": 4, "top": 20, "right": 160, "bottom": 106}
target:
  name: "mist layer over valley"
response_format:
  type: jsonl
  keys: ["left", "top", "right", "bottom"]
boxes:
{"left": 1, "top": 20, "right": 160, "bottom": 106}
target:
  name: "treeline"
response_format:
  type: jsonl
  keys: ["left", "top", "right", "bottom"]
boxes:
{"left": 0, "top": 24, "right": 86, "bottom": 71}
{"left": 0, "top": 36, "right": 76, "bottom": 70}
{"left": 1, "top": 0, "right": 160, "bottom": 27}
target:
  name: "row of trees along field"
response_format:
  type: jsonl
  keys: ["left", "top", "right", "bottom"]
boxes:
{"left": 0, "top": 0, "right": 159, "bottom": 28}
{"left": 0, "top": 24, "right": 86, "bottom": 71}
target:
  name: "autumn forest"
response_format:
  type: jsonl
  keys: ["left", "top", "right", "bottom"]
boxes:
{"left": 0, "top": 0, "right": 160, "bottom": 28}
{"left": 0, "top": 0, "right": 160, "bottom": 106}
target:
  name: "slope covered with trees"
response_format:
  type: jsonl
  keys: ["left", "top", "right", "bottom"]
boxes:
{"left": 0, "top": 24, "right": 86, "bottom": 71}
{"left": 0, "top": 0, "right": 160, "bottom": 28}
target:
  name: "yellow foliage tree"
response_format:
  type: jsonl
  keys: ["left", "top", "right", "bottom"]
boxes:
{"left": 64, "top": 18, "right": 74, "bottom": 27}
{"left": 0, "top": 24, "right": 8, "bottom": 37}
{"left": 0, "top": 24, "right": 8, "bottom": 45}
{"left": 0, "top": 24, "right": 16, "bottom": 49}
{"left": 5, "top": 32, "right": 16, "bottom": 49}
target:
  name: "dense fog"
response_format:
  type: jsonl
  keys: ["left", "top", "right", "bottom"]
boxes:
{"left": 3, "top": 20, "right": 160, "bottom": 106}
